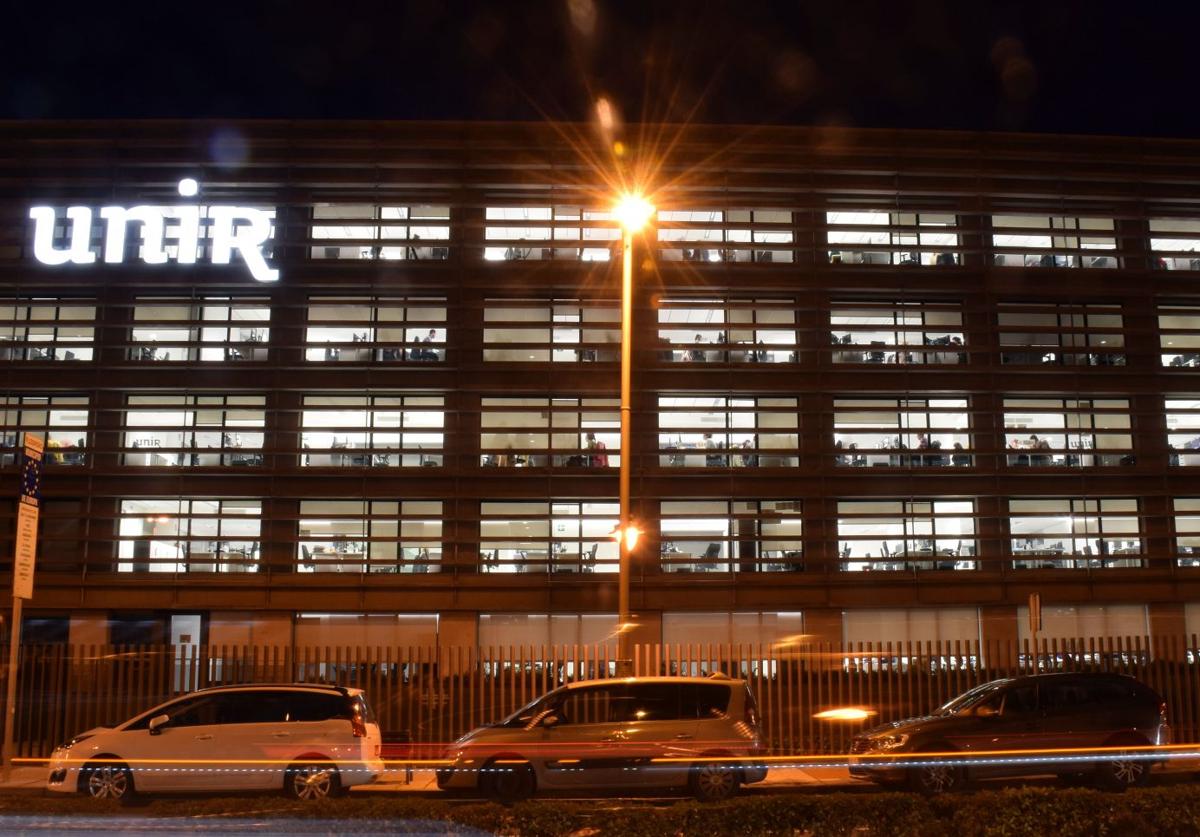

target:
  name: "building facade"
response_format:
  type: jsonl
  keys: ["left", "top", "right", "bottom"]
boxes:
{"left": 2, "top": 120, "right": 1199, "bottom": 653}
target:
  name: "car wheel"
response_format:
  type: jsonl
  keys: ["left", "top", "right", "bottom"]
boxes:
{"left": 1095, "top": 744, "right": 1151, "bottom": 791}
{"left": 689, "top": 760, "right": 740, "bottom": 802}
{"left": 284, "top": 759, "right": 342, "bottom": 801}
{"left": 81, "top": 760, "right": 136, "bottom": 803}
{"left": 907, "top": 746, "right": 965, "bottom": 795}
{"left": 481, "top": 758, "right": 535, "bottom": 804}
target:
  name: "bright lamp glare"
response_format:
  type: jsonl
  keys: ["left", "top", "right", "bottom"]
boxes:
{"left": 177, "top": 178, "right": 199, "bottom": 197}
{"left": 614, "top": 195, "right": 654, "bottom": 232}
{"left": 814, "top": 706, "right": 876, "bottom": 722}
{"left": 610, "top": 524, "right": 641, "bottom": 550}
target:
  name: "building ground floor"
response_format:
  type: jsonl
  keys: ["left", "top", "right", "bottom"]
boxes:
{"left": 19, "top": 601, "right": 1200, "bottom": 653}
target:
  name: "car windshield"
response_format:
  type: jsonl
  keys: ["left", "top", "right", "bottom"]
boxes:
{"left": 937, "top": 681, "right": 1007, "bottom": 715}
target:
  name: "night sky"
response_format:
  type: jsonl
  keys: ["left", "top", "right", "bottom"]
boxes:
{"left": 5, "top": 0, "right": 1197, "bottom": 139}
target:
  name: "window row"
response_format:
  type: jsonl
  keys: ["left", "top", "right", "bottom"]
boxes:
{"left": 27, "top": 201, "right": 1200, "bottom": 268}
{"left": 11, "top": 297, "right": 1200, "bottom": 370}
{"left": 27, "top": 496, "right": 1200, "bottom": 574}
{"left": 11, "top": 394, "right": 1200, "bottom": 471}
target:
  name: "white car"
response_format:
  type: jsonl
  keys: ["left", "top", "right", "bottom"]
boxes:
{"left": 47, "top": 684, "right": 383, "bottom": 801}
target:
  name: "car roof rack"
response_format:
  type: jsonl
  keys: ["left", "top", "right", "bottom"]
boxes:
{"left": 193, "top": 682, "right": 348, "bottom": 695}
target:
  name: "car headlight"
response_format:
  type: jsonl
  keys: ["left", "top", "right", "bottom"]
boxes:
{"left": 871, "top": 733, "right": 910, "bottom": 751}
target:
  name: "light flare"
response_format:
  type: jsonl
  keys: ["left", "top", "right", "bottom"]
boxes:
{"left": 814, "top": 706, "right": 877, "bottom": 722}
{"left": 613, "top": 194, "right": 655, "bottom": 232}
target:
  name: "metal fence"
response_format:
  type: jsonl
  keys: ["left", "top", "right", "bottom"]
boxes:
{"left": 4, "top": 635, "right": 1198, "bottom": 758}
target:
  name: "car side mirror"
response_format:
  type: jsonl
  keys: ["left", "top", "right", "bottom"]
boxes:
{"left": 148, "top": 714, "right": 170, "bottom": 735}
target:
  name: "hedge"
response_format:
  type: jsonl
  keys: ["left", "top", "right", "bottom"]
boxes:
{"left": 3, "top": 786, "right": 1199, "bottom": 836}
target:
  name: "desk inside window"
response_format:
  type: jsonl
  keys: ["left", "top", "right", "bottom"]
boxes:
{"left": 306, "top": 550, "right": 367, "bottom": 572}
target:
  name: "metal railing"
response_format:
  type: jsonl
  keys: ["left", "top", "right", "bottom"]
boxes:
{"left": 4, "top": 634, "right": 1198, "bottom": 758}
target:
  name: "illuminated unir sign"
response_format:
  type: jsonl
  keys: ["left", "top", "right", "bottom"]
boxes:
{"left": 28, "top": 179, "right": 279, "bottom": 282}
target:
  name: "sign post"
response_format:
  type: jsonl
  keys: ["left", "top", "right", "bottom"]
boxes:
{"left": 1028, "top": 592, "right": 1042, "bottom": 671}
{"left": 2, "top": 433, "right": 42, "bottom": 780}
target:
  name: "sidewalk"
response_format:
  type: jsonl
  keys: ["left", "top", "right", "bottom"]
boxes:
{"left": 0, "top": 763, "right": 858, "bottom": 794}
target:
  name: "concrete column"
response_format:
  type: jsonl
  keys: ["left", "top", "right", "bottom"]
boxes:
{"left": 980, "top": 605, "right": 1019, "bottom": 667}
{"left": 803, "top": 608, "right": 843, "bottom": 645}
{"left": 626, "top": 609, "right": 662, "bottom": 649}
{"left": 798, "top": 609, "right": 842, "bottom": 672}
{"left": 1148, "top": 603, "right": 1188, "bottom": 661}
{"left": 1148, "top": 602, "right": 1186, "bottom": 638}
{"left": 438, "top": 611, "right": 478, "bottom": 675}
{"left": 68, "top": 614, "right": 108, "bottom": 648}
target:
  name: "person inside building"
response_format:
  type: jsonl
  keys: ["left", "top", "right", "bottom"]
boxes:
{"left": 586, "top": 433, "right": 608, "bottom": 467}
{"left": 418, "top": 328, "right": 439, "bottom": 361}
{"left": 704, "top": 433, "right": 726, "bottom": 467}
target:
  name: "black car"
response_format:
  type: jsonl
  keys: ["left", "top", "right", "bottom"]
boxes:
{"left": 850, "top": 672, "right": 1169, "bottom": 793}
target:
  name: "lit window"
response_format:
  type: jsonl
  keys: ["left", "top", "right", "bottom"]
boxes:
{"left": 998, "top": 303, "right": 1124, "bottom": 366}
{"left": 305, "top": 296, "right": 445, "bottom": 362}
{"left": 656, "top": 297, "right": 797, "bottom": 364}
{"left": 479, "top": 500, "right": 619, "bottom": 574}
{"left": 657, "top": 208, "right": 793, "bottom": 263}
{"left": 660, "top": 500, "right": 802, "bottom": 573}
{"left": 301, "top": 394, "right": 444, "bottom": 468}
{"left": 311, "top": 203, "right": 449, "bottom": 260}
{"left": 837, "top": 500, "right": 976, "bottom": 571}
{"left": 1173, "top": 499, "right": 1200, "bottom": 568}
{"left": 826, "top": 210, "right": 959, "bottom": 265}
{"left": 483, "top": 299, "right": 620, "bottom": 362}
{"left": 116, "top": 499, "right": 261, "bottom": 573}
{"left": 130, "top": 297, "right": 269, "bottom": 362}
{"left": 1003, "top": 398, "right": 1133, "bottom": 467}
{"left": 830, "top": 301, "right": 965, "bottom": 364}
{"left": 123, "top": 395, "right": 265, "bottom": 467}
{"left": 1167, "top": 399, "right": 1200, "bottom": 466}
{"left": 480, "top": 397, "right": 619, "bottom": 468}
{"left": 0, "top": 298, "right": 95, "bottom": 361}
{"left": 1149, "top": 219, "right": 1200, "bottom": 270}
{"left": 484, "top": 206, "right": 617, "bottom": 261}
{"left": 834, "top": 398, "right": 971, "bottom": 468}
{"left": 1159, "top": 305, "right": 1200, "bottom": 367}
{"left": 0, "top": 395, "right": 89, "bottom": 466}
{"left": 1008, "top": 498, "right": 1141, "bottom": 569}
{"left": 991, "top": 214, "right": 1117, "bottom": 268}
{"left": 658, "top": 396, "right": 799, "bottom": 467}
{"left": 297, "top": 500, "right": 442, "bottom": 574}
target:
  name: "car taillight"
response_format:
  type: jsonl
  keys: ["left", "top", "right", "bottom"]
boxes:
{"left": 351, "top": 712, "right": 367, "bottom": 738}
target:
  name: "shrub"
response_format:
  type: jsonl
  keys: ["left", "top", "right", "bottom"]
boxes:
{"left": 8, "top": 785, "right": 1200, "bottom": 836}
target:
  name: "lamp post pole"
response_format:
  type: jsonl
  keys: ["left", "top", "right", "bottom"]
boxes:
{"left": 613, "top": 194, "right": 652, "bottom": 677}
{"left": 617, "top": 223, "right": 635, "bottom": 676}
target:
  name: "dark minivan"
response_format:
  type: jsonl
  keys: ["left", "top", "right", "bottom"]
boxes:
{"left": 850, "top": 672, "right": 1169, "bottom": 793}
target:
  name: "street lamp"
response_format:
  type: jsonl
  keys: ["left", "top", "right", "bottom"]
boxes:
{"left": 613, "top": 193, "right": 654, "bottom": 676}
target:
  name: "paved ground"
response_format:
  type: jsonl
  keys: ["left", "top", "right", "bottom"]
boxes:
{"left": 6, "top": 759, "right": 1195, "bottom": 799}
{"left": 0, "top": 763, "right": 862, "bottom": 795}
{"left": 0, "top": 815, "right": 492, "bottom": 835}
